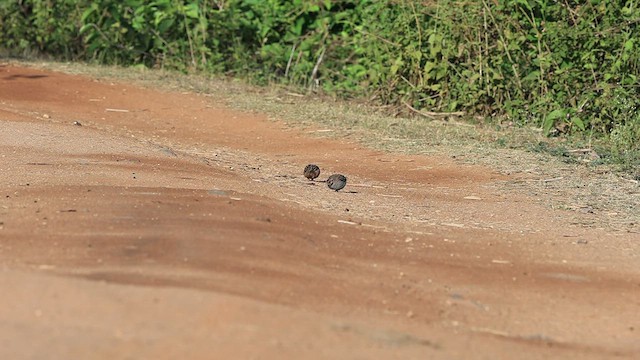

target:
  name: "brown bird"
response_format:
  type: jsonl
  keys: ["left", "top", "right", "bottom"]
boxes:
{"left": 303, "top": 164, "right": 321, "bottom": 181}
{"left": 327, "top": 174, "right": 347, "bottom": 191}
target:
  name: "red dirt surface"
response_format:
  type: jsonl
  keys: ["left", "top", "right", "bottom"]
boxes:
{"left": 0, "top": 64, "right": 638, "bottom": 359}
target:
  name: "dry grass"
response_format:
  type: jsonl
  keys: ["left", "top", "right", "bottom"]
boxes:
{"left": 9, "top": 59, "right": 640, "bottom": 233}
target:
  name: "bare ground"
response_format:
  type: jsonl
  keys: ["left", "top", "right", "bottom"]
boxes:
{"left": 0, "top": 63, "right": 638, "bottom": 359}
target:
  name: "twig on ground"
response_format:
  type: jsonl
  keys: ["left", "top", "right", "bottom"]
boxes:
{"left": 566, "top": 148, "right": 594, "bottom": 153}
{"left": 402, "top": 100, "right": 465, "bottom": 118}
{"left": 542, "top": 176, "right": 564, "bottom": 183}
{"left": 379, "top": 194, "right": 403, "bottom": 198}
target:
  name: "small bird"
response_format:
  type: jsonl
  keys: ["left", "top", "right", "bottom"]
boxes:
{"left": 327, "top": 174, "right": 347, "bottom": 191}
{"left": 303, "top": 164, "right": 321, "bottom": 181}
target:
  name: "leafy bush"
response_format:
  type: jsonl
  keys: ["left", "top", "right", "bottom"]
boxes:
{"left": 78, "top": 0, "right": 216, "bottom": 69}
{"left": 0, "top": 0, "right": 83, "bottom": 58}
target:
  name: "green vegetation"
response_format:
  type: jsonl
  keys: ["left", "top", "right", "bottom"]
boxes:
{"left": 1, "top": 0, "right": 638, "bottom": 169}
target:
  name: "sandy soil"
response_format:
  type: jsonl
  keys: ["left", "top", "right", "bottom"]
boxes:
{"left": 0, "top": 64, "right": 638, "bottom": 359}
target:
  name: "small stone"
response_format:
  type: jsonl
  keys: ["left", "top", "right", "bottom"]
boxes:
{"left": 491, "top": 259, "right": 510, "bottom": 264}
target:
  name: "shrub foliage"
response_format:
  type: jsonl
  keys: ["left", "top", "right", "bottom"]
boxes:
{"left": 1, "top": 0, "right": 639, "bottom": 158}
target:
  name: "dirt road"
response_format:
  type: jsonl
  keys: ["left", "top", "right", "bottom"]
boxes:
{"left": 0, "top": 64, "right": 638, "bottom": 359}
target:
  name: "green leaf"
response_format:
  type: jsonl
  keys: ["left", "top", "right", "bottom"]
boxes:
{"left": 80, "top": 4, "right": 98, "bottom": 23}
{"left": 543, "top": 109, "right": 565, "bottom": 134}
{"left": 423, "top": 61, "right": 435, "bottom": 80}
{"left": 157, "top": 18, "right": 175, "bottom": 33}
{"left": 390, "top": 57, "right": 404, "bottom": 76}
{"left": 524, "top": 70, "right": 540, "bottom": 82}
{"left": 515, "top": 0, "right": 532, "bottom": 11}
{"left": 542, "top": 117, "right": 555, "bottom": 135}
{"left": 571, "top": 117, "right": 585, "bottom": 131}
{"left": 435, "top": 65, "right": 447, "bottom": 81}
{"left": 183, "top": 2, "right": 199, "bottom": 19}
{"left": 546, "top": 109, "right": 565, "bottom": 121}
{"left": 79, "top": 23, "right": 93, "bottom": 35}
{"left": 291, "top": 17, "right": 304, "bottom": 36}
{"left": 624, "top": 39, "right": 634, "bottom": 51}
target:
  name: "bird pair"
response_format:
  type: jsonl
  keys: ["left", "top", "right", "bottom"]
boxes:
{"left": 304, "top": 164, "right": 347, "bottom": 192}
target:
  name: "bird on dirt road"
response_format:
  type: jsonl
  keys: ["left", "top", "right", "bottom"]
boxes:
{"left": 327, "top": 174, "right": 347, "bottom": 191}
{"left": 304, "top": 164, "right": 321, "bottom": 181}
